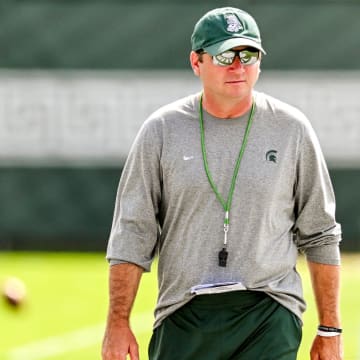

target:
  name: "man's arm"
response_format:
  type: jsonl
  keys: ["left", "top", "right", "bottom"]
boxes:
{"left": 102, "top": 263, "right": 144, "bottom": 360}
{"left": 307, "top": 260, "right": 343, "bottom": 360}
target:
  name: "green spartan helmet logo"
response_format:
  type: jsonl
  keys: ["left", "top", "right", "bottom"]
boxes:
{"left": 266, "top": 150, "right": 277, "bottom": 163}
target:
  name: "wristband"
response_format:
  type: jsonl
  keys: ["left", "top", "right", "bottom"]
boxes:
{"left": 317, "top": 325, "right": 342, "bottom": 337}
{"left": 317, "top": 330, "right": 341, "bottom": 337}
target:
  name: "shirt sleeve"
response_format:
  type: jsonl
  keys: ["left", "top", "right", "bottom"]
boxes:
{"left": 106, "top": 117, "right": 162, "bottom": 271}
{"left": 293, "top": 118, "right": 342, "bottom": 265}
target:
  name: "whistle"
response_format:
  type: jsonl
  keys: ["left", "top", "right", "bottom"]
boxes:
{"left": 218, "top": 248, "right": 228, "bottom": 267}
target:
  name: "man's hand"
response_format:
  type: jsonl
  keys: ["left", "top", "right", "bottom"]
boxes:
{"left": 310, "top": 335, "right": 343, "bottom": 360}
{"left": 102, "top": 263, "right": 143, "bottom": 360}
{"left": 102, "top": 325, "right": 139, "bottom": 360}
{"left": 307, "top": 261, "right": 342, "bottom": 359}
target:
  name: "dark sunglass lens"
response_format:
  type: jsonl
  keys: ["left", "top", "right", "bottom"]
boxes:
{"left": 240, "top": 50, "right": 259, "bottom": 65}
{"left": 214, "top": 51, "right": 236, "bottom": 65}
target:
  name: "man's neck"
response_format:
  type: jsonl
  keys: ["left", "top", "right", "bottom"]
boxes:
{"left": 201, "top": 92, "right": 253, "bottom": 119}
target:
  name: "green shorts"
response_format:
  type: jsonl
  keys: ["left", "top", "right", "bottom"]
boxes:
{"left": 149, "top": 291, "right": 302, "bottom": 360}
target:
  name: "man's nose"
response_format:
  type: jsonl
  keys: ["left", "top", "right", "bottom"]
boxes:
{"left": 229, "top": 56, "right": 245, "bottom": 71}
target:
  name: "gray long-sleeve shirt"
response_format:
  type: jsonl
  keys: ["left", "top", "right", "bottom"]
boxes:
{"left": 106, "top": 91, "right": 341, "bottom": 328}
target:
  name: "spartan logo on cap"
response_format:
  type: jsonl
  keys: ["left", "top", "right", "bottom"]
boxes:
{"left": 224, "top": 13, "right": 244, "bottom": 33}
{"left": 266, "top": 150, "right": 278, "bottom": 163}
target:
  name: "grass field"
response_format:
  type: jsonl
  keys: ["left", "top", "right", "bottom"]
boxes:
{"left": 0, "top": 252, "right": 359, "bottom": 360}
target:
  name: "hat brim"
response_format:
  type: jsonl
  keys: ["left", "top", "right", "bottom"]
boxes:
{"left": 204, "top": 38, "right": 266, "bottom": 56}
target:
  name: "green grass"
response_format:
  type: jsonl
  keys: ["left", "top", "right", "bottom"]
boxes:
{"left": 0, "top": 252, "right": 359, "bottom": 359}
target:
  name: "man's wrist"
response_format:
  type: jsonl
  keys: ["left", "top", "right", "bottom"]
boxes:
{"left": 317, "top": 324, "right": 342, "bottom": 337}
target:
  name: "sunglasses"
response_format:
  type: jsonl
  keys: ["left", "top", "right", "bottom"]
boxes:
{"left": 206, "top": 47, "right": 260, "bottom": 67}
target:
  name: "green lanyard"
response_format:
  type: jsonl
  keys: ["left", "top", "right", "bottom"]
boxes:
{"left": 199, "top": 94, "right": 256, "bottom": 266}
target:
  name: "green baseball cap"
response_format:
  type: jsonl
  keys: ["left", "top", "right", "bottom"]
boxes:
{"left": 191, "top": 7, "right": 266, "bottom": 56}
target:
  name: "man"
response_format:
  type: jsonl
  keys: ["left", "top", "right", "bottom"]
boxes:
{"left": 102, "top": 7, "right": 343, "bottom": 360}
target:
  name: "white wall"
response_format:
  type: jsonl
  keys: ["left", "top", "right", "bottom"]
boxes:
{"left": 0, "top": 70, "right": 359, "bottom": 167}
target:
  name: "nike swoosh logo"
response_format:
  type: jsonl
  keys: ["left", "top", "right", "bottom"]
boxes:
{"left": 183, "top": 156, "right": 194, "bottom": 161}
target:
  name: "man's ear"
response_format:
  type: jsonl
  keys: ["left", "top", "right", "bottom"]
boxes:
{"left": 190, "top": 51, "right": 201, "bottom": 77}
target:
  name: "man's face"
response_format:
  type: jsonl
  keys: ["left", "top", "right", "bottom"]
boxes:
{"left": 191, "top": 46, "right": 261, "bottom": 101}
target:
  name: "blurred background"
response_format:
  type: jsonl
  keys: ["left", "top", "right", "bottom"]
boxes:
{"left": 0, "top": 0, "right": 359, "bottom": 252}
{"left": 0, "top": 0, "right": 359, "bottom": 359}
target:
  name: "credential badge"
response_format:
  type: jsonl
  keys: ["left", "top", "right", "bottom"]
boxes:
{"left": 224, "top": 14, "right": 244, "bottom": 33}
